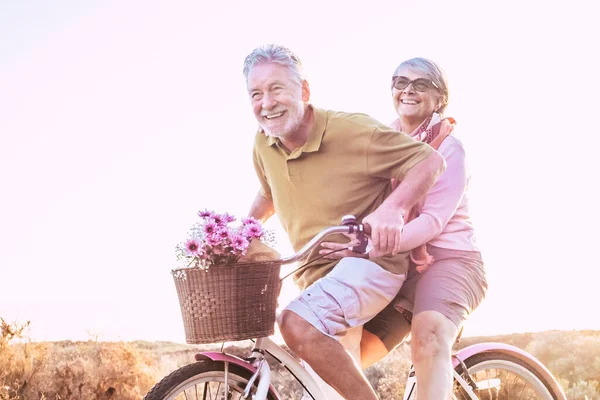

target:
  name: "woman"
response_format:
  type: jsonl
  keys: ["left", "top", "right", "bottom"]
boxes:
{"left": 320, "top": 58, "right": 487, "bottom": 399}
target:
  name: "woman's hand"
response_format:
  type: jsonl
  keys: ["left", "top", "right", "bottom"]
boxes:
{"left": 319, "top": 234, "right": 386, "bottom": 259}
{"left": 319, "top": 233, "right": 365, "bottom": 259}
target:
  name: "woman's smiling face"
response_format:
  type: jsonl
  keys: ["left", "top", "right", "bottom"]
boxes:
{"left": 392, "top": 66, "right": 443, "bottom": 129}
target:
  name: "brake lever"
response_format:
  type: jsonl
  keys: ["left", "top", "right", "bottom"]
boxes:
{"left": 352, "top": 231, "right": 369, "bottom": 254}
{"left": 341, "top": 215, "right": 369, "bottom": 254}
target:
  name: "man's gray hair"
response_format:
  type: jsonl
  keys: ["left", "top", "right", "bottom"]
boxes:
{"left": 394, "top": 57, "right": 450, "bottom": 113}
{"left": 243, "top": 44, "right": 304, "bottom": 85}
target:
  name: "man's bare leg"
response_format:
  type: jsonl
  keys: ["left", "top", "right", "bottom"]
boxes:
{"left": 302, "top": 326, "right": 363, "bottom": 400}
{"left": 280, "top": 311, "right": 378, "bottom": 400}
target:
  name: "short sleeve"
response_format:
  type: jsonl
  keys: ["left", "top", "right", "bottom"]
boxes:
{"left": 366, "top": 127, "right": 433, "bottom": 181}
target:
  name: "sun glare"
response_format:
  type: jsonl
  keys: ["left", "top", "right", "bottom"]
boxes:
{"left": 0, "top": 1, "right": 598, "bottom": 344}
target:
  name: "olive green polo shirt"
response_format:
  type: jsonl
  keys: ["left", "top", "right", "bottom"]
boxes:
{"left": 253, "top": 107, "right": 433, "bottom": 289}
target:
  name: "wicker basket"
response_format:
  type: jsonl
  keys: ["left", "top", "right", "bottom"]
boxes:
{"left": 172, "top": 261, "right": 282, "bottom": 344}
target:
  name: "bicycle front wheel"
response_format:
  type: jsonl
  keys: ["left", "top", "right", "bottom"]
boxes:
{"left": 454, "top": 352, "right": 558, "bottom": 400}
{"left": 144, "top": 360, "right": 278, "bottom": 400}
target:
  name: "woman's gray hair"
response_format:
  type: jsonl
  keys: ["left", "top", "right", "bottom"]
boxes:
{"left": 243, "top": 44, "right": 304, "bottom": 85}
{"left": 394, "top": 57, "right": 449, "bottom": 113}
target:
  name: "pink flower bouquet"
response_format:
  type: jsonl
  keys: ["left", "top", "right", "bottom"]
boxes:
{"left": 175, "top": 209, "right": 276, "bottom": 270}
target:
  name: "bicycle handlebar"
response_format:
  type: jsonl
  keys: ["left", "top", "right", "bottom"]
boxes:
{"left": 279, "top": 215, "right": 371, "bottom": 264}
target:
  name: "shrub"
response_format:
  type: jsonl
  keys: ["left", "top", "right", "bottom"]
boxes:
{"left": 0, "top": 318, "right": 158, "bottom": 400}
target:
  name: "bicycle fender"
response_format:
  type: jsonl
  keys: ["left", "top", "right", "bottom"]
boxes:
{"left": 453, "top": 342, "right": 566, "bottom": 400}
{"left": 195, "top": 351, "right": 280, "bottom": 398}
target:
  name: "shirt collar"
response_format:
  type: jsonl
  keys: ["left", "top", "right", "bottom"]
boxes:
{"left": 302, "top": 106, "right": 326, "bottom": 153}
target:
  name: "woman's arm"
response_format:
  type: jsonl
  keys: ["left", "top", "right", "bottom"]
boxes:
{"left": 396, "top": 137, "right": 468, "bottom": 251}
{"left": 363, "top": 147, "right": 445, "bottom": 255}
{"left": 320, "top": 137, "right": 468, "bottom": 257}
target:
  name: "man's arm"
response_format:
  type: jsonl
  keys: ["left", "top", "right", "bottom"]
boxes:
{"left": 364, "top": 150, "right": 445, "bottom": 255}
{"left": 248, "top": 190, "right": 275, "bottom": 224}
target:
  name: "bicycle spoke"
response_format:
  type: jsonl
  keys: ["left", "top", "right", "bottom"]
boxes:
{"left": 162, "top": 374, "right": 257, "bottom": 399}
{"left": 460, "top": 358, "right": 554, "bottom": 400}
{"left": 144, "top": 360, "right": 275, "bottom": 400}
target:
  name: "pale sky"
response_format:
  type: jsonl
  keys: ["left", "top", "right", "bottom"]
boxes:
{"left": 1, "top": 0, "right": 598, "bottom": 343}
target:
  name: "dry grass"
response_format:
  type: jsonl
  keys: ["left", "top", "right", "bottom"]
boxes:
{"left": 2, "top": 317, "right": 599, "bottom": 399}
{"left": 1, "top": 318, "right": 157, "bottom": 400}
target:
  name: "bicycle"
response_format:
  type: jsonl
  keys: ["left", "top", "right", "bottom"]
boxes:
{"left": 144, "top": 216, "right": 567, "bottom": 400}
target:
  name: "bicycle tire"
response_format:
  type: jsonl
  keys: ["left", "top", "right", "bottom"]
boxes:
{"left": 144, "top": 360, "right": 278, "bottom": 400}
{"left": 453, "top": 352, "right": 558, "bottom": 400}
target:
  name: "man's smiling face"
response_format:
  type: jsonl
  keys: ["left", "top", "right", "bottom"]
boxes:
{"left": 247, "top": 62, "right": 307, "bottom": 139}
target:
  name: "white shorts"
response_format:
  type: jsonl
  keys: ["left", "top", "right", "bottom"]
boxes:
{"left": 284, "top": 257, "right": 406, "bottom": 341}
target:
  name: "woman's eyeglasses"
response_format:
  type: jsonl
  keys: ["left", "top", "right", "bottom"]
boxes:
{"left": 392, "top": 76, "right": 440, "bottom": 92}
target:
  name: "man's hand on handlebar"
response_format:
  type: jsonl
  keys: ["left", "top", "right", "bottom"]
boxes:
{"left": 319, "top": 208, "right": 404, "bottom": 259}
{"left": 362, "top": 205, "right": 404, "bottom": 255}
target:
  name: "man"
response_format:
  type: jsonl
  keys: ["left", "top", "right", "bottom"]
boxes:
{"left": 244, "top": 44, "right": 445, "bottom": 400}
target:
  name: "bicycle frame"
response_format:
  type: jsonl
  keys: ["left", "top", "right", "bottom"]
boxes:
{"left": 198, "top": 336, "right": 327, "bottom": 399}
{"left": 197, "top": 338, "right": 493, "bottom": 400}
{"left": 197, "top": 338, "right": 567, "bottom": 400}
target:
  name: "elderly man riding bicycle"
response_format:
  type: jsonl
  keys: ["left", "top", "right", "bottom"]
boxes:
{"left": 244, "top": 43, "right": 445, "bottom": 400}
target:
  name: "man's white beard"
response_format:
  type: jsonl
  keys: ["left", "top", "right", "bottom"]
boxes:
{"left": 261, "top": 110, "right": 303, "bottom": 139}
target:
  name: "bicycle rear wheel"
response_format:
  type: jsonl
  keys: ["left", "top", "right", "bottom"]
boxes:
{"left": 144, "top": 360, "right": 278, "bottom": 400}
{"left": 453, "top": 352, "right": 558, "bottom": 400}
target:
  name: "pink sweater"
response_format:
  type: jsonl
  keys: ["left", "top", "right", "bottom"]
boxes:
{"left": 400, "top": 134, "right": 479, "bottom": 252}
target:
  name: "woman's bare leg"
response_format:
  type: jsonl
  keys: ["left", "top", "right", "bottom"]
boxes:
{"left": 410, "top": 311, "right": 459, "bottom": 400}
